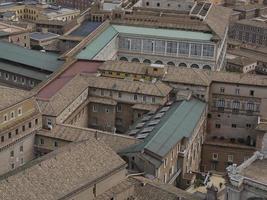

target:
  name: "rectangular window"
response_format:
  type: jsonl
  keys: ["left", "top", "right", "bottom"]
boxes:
{"left": 131, "top": 38, "right": 141, "bottom": 52}
{"left": 10, "top": 111, "right": 14, "bottom": 120}
{"left": 134, "top": 94, "right": 138, "bottom": 100}
{"left": 220, "top": 87, "right": 225, "bottom": 93}
{"left": 40, "top": 138, "right": 44, "bottom": 145}
{"left": 18, "top": 108, "right": 22, "bottom": 116}
{"left": 3, "top": 114, "right": 8, "bottom": 122}
{"left": 20, "top": 145, "right": 23, "bottom": 152}
{"left": 15, "top": 129, "right": 18, "bottom": 135}
{"left": 155, "top": 40, "right": 165, "bottom": 54}
{"left": 143, "top": 39, "right": 154, "bottom": 53}
{"left": 246, "top": 123, "right": 252, "bottom": 128}
{"left": 228, "top": 155, "right": 233, "bottom": 162}
{"left": 118, "top": 92, "right": 122, "bottom": 98}
{"left": 250, "top": 90, "right": 254, "bottom": 96}
{"left": 20, "top": 158, "right": 24, "bottom": 165}
{"left": 101, "top": 90, "right": 104, "bottom": 96}
{"left": 54, "top": 141, "right": 58, "bottom": 147}
{"left": 215, "top": 124, "right": 221, "bottom": 128}
{"left": 35, "top": 118, "right": 38, "bottom": 125}
{"left": 202, "top": 44, "right": 214, "bottom": 57}
{"left": 92, "top": 105, "right": 98, "bottom": 112}
{"left": 152, "top": 97, "right": 156, "bottom": 103}
{"left": 1, "top": 136, "right": 4, "bottom": 142}
{"left": 28, "top": 122, "right": 32, "bottom": 128}
{"left": 143, "top": 95, "right": 146, "bottom": 102}
{"left": 116, "top": 104, "right": 122, "bottom": 112}
{"left": 163, "top": 158, "right": 168, "bottom": 168}
{"left": 178, "top": 42, "right": 189, "bottom": 55}
{"left": 166, "top": 41, "right": 177, "bottom": 54}
{"left": 22, "top": 125, "right": 25, "bottom": 132}
{"left": 10, "top": 150, "right": 14, "bottom": 157}
{"left": 235, "top": 88, "right": 240, "bottom": 95}
{"left": 247, "top": 102, "right": 255, "bottom": 111}
{"left": 8, "top": 132, "right": 11, "bottom": 139}
{"left": 232, "top": 124, "right": 237, "bottom": 128}
{"left": 190, "top": 43, "right": 202, "bottom": 56}
{"left": 164, "top": 173, "right": 167, "bottom": 183}
{"left": 212, "top": 153, "right": 218, "bottom": 160}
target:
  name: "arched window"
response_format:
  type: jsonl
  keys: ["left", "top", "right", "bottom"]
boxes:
{"left": 155, "top": 60, "right": 163, "bottom": 64}
{"left": 143, "top": 59, "right": 151, "bottom": 64}
{"left": 131, "top": 58, "right": 140, "bottom": 63}
{"left": 191, "top": 64, "right": 199, "bottom": 68}
{"left": 167, "top": 61, "right": 175, "bottom": 66}
{"left": 203, "top": 65, "right": 211, "bottom": 70}
{"left": 119, "top": 57, "right": 128, "bottom": 61}
{"left": 179, "top": 63, "right": 187, "bottom": 67}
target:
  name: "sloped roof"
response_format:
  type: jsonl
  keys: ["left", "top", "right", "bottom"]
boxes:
{"left": 122, "top": 99, "right": 206, "bottom": 158}
{"left": 0, "top": 86, "right": 33, "bottom": 111}
{"left": 76, "top": 25, "right": 118, "bottom": 60}
{"left": 37, "top": 124, "right": 140, "bottom": 152}
{"left": 163, "top": 66, "right": 211, "bottom": 86}
{"left": 0, "top": 41, "right": 64, "bottom": 72}
{"left": 145, "top": 99, "right": 206, "bottom": 157}
{"left": 0, "top": 139, "right": 125, "bottom": 200}
{"left": 204, "top": 5, "right": 232, "bottom": 39}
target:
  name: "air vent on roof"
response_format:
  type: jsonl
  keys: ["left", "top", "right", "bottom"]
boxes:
{"left": 136, "top": 133, "right": 149, "bottom": 139}
{"left": 141, "top": 127, "right": 154, "bottom": 133}
{"left": 159, "top": 106, "right": 170, "bottom": 113}
{"left": 154, "top": 112, "right": 164, "bottom": 119}
{"left": 148, "top": 119, "right": 161, "bottom": 126}
{"left": 129, "top": 129, "right": 139, "bottom": 136}
{"left": 136, "top": 122, "right": 145, "bottom": 128}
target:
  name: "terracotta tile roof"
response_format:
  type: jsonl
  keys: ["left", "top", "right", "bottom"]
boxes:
{"left": 37, "top": 124, "right": 140, "bottom": 152}
{"left": 163, "top": 67, "right": 211, "bottom": 86}
{"left": 99, "top": 60, "right": 148, "bottom": 75}
{"left": 0, "top": 138, "right": 125, "bottom": 200}
{"left": 204, "top": 5, "right": 232, "bottom": 39}
{"left": 89, "top": 96, "right": 117, "bottom": 105}
{"left": 37, "top": 74, "right": 89, "bottom": 116}
{"left": 37, "top": 73, "right": 171, "bottom": 116}
{"left": 96, "top": 176, "right": 202, "bottom": 200}
{"left": 0, "top": 86, "right": 33, "bottom": 111}
{"left": 228, "top": 56, "right": 256, "bottom": 66}
{"left": 37, "top": 60, "right": 102, "bottom": 100}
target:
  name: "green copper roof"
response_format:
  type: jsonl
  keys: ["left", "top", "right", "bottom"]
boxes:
{"left": 0, "top": 41, "right": 64, "bottom": 72}
{"left": 145, "top": 99, "right": 206, "bottom": 157}
{"left": 76, "top": 26, "right": 118, "bottom": 60}
{"left": 121, "top": 99, "right": 206, "bottom": 158}
{"left": 76, "top": 24, "right": 212, "bottom": 60}
{"left": 112, "top": 25, "right": 213, "bottom": 41}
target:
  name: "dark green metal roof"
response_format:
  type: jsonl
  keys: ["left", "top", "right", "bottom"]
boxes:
{"left": 0, "top": 41, "right": 64, "bottom": 72}
{"left": 121, "top": 99, "right": 206, "bottom": 158}
{"left": 76, "top": 26, "right": 118, "bottom": 60}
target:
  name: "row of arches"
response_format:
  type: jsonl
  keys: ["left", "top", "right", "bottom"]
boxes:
{"left": 119, "top": 57, "right": 212, "bottom": 70}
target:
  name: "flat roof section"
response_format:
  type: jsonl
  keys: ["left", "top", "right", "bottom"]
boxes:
{"left": 0, "top": 41, "right": 64, "bottom": 72}
{"left": 70, "top": 21, "right": 102, "bottom": 37}
{"left": 30, "top": 32, "right": 60, "bottom": 41}
{"left": 112, "top": 25, "right": 213, "bottom": 41}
